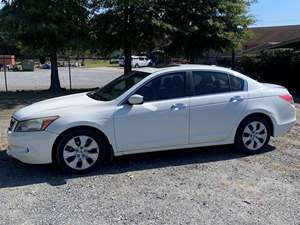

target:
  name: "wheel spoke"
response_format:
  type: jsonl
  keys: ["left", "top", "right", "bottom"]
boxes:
{"left": 67, "top": 139, "right": 78, "bottom": 150}
{"left": 69, "top": 157, "right": 80, "bottom": 169}
{"left": 76, "top": 159, "right": 83, "bottom": 168}
{"left": 255, "top": 122, "right": 261, "bottom": 131}
{"left": 258, "top": 129, "right": 266, "bottom": 135}
{"left": 85, "top": 157, "right": 95, "bottom": 165}
{"left": 253, "top": 140, "right": 258, "bottom": 149}
{"left": 249, "top": 139, "right": 256, "bottom": 149}
{"left": 63, "top": 150, "right": 76, "bottom": 159}
{"left": 245, "top": 139, "right": 252, "bottom": 146}
{"left": 66, "top": 155, "right": 77, "bottom": 164}
{"left": 74, "top": 137, "right": 81, "bottom": 147}
{"left": 248, "top": 123, "right": 254, "bottom": 132}
{"left": 87, "top": 151, "right": 99, "bottom": 160}
{"left": 65, "top": 145, "right": 75, "bottom": 152}
{"left": 255, "top": 136, "right": 265, "bottom": 144}
{"left": 243, "top": 132, "right": 251, "bottom": 138}
{"left": 84, "top": 138, "right": 93, "bottom": 147}
{"left": 87, "top": 148, "right": 98, "bottom": 154}
{"left": 86, "top": 141, "right": 98, "bottom": 151}
{"left": 81, "top": 158, "right": 92, "bottom": 169}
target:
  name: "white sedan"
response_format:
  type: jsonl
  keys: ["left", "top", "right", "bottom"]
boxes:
{"left": 7, "top": 65, "right": 296, "bottom": 173}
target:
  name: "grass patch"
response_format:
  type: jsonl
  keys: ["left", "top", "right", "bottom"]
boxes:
{"left": 84, "top": 60, "right": 119, "bottom": 68}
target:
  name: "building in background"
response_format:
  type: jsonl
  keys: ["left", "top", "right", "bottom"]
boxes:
{"left": 243, "top": 25, "right": 300, "bottom": 54}
{"left": 0, "top": 55, "right": 16, "bottom": 70}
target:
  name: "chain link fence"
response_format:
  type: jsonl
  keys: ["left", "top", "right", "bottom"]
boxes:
{"left": 0, "top": 56, "right": 122, "bottom": 92}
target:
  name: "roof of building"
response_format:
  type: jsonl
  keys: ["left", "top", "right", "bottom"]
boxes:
{"left": 244, "top": 25, "right": 300, "bottom": 53}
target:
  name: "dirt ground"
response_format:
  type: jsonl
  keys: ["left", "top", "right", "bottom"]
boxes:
{"left": 0, "top": 92, "right": 299, "bottom": 225}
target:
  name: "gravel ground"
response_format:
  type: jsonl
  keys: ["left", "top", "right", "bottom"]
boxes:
{"left": 0, "top": 93, "right": 299, "bottom": 225}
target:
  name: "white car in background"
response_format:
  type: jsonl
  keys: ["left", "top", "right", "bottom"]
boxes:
{"left": 119, "top": 55, "right": 152, "bottom": 68}
{"left": 7, "top": 65, "right": 296, "bottom": 174}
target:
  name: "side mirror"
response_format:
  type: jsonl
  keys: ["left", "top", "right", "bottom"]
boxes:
{"left": 128, "top": 94, "right": 144, "bottom": 105}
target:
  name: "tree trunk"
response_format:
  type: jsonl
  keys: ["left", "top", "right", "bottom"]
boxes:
{"left": 123, "top": 3, "right": 132, "bottom": 74}
{"left": 49, "top": 52, "right": 62, "bottom": 92}
{"left": 231, "top": 48, "right": 236, "bottom": 70}
{"left": 39, "top": 56, "right": 46, "bottom": 64}
{"left": 124, "top": 43, "right": 132, "bottom": 74}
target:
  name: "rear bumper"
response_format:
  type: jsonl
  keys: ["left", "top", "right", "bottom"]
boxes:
{"left": 7, "top": 130, "right": 58, "bottom": 164}
{"left": 273, "top": 119, "right": 296, "bottom": 137}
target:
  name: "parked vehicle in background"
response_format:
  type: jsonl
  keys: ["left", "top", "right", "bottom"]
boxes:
{"left": 41, "top": 63, "right": 51, "bottom": 69}
{"left": 7, "top": 65, "right": 296, "bottom": 174}
{"left": 119, "top": 55, "right": 152, "bottom": 68}
{"left": 22, "top": 60, "right": 35, "bottom": 71}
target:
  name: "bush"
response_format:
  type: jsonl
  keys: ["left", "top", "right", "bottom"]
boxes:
{"left": 239, "top": 49, "right": 299, "bottom": 93}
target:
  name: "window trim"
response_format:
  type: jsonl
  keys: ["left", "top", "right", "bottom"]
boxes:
{"left": 228, "top": 74, "right": 246, "bottom": 93}
{"left": 190, "top": 70, "right": 247, "bottom": 97}
{"left": 120, "top": 71, "right": 189, "bottom": 105}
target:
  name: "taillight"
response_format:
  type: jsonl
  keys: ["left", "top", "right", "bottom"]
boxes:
{"left": 280, "top": 94, "right": 294, "bottom": 104}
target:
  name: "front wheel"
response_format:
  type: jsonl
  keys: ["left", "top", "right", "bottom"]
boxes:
{"left": 235, "top": 116, "right": 271, "bottom": 154}
{"left": 55, "top": 130, "right": 106, "bottom": 174}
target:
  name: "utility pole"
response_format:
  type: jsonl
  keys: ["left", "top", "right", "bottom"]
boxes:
{"left": 3, "top": 55, "right": 8, "bottom": 92}
{"left": 68, "top": 54, "right": 72, "bottom": 91}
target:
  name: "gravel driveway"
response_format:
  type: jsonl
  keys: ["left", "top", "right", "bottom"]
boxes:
{"left": 0, "top": 92, "right": 299, "bottom": 225}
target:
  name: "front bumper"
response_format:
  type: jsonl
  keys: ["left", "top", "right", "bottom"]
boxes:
{"left": 7, "top": 130, "right": 58, "bottom": 164}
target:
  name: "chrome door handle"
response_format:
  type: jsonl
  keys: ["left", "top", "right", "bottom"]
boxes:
{"left": 230, "top": 96, "right": 244, "bottom": 102}
{"left": 171, "top": 103, "right": 187, "bottom": 111}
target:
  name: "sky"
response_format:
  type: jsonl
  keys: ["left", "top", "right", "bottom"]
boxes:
{"left": 250, "top": 0, "right": 300, "bottom": 27}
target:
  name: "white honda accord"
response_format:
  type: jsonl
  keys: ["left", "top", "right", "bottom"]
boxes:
{"left": 7, "top": 65, "right": 296, "bottom": 173}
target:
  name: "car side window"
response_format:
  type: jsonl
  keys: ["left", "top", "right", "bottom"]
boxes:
{"left": 230, "top": 75, "right": 245, "bottom": 92}
{"left": 192, "top": 71, "right": 231, "bottom": 96}
{"left": 135, "top": 72, "right": 186, "bottom": 102}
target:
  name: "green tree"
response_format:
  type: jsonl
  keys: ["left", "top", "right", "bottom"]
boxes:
{"left": 156, "top": 0, "right": 254, "bottom": 62}
{"left": 91, "top": 0, "right": 254, "bottom": 70}
{"left": 0, "top": 0, "right": 89, "bottom": 92}
{"left": 91, "top": 0, "right": 164, "bottom": 73}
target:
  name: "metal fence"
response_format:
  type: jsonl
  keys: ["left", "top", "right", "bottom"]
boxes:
{"left": 0, "top": 56, "right": 122, "bottom": 92}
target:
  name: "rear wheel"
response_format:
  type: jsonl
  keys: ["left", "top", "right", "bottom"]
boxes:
{"left": 235, "top": 116, "right": 271, "bottom": 154}
{"left": 56, "top": 130, "right": 106, "bottom": 174}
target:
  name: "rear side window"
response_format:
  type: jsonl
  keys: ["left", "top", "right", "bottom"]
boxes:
{"left": 192, "top": 71, "right": 231, "bottom": 96}
{"left": 135, "top": 72, "right": 186, "bottom": 102}
{"left": 230, "top": 75, "right": 245, "bottom": 91}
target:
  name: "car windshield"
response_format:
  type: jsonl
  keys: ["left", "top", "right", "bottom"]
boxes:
{"left": 87, "top": 71, "right": 151, "bottom": 101}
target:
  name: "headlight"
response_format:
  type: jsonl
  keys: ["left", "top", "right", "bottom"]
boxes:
{"left": 15, "top": 116, "right": 59, "bottom": 132}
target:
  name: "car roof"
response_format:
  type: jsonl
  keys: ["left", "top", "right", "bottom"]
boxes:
{"left": 134, "top": 64, "right": 259, "bottom": 87}
{"left": 134, "top": 64, "right": 234, "bottom": 74}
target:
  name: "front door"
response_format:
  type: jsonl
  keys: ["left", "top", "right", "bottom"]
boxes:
{"left": 114, "top": 72, "right": 189, "bottom": 152}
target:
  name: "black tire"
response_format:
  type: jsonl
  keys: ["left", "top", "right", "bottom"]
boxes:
{"left": 55, "top": 129, "right": 106, "bottom": 174}
{"left": 134, "top": 63, "right": 139, "bottom": 68}
{"left": 234, "top": 116, "right": 271, "bottom": 154}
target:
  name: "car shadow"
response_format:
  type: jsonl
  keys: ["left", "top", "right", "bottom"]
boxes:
{"left": 0, "top": 145, "right": 276, "bottom": 189}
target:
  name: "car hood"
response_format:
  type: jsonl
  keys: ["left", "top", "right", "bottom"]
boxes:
{"left": 14, "top": 92, "right": 102, "bottom": 120}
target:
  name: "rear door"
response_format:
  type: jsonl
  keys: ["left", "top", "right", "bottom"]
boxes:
{"left": 189, "top": 71, "right": 248, "bottom": 144}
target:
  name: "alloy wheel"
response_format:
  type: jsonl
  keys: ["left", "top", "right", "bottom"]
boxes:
{"left": 242, "top": 121, "right": 268, "bottom": 151}
{"left": 63, "top": 135, "right": 100, "bottom": 170}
